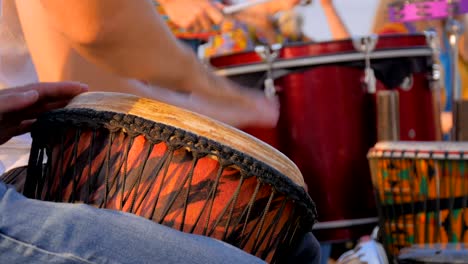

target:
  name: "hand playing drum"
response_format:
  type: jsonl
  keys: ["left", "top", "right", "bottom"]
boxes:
{"left": 0, "top": 82, "right": 88, "bottom": 145}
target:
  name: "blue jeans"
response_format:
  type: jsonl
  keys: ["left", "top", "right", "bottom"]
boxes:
{"left": 0, "top": 182, "right": 265, "bottom": 264}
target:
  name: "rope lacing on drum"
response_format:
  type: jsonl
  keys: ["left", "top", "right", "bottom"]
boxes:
{"left": 28, "top": 108, "right": 318, "bottom": 225}
{"left": 26, "top": 108, "right": 318, "bottom": 263}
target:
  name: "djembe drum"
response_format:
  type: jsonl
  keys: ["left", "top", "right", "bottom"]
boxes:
{"left": 368, "top": 142, "right": 468, "bottom": 260}
{"left": 22, "top": 92, "right": 316, "bottom": 263}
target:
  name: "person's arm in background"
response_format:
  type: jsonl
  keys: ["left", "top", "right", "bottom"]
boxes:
{"left": 38, "top": 0, "right": 238, "bottom": 102}
{"left": 371, "top": 0, "right": 390, "bottom": 33}
{"left": 16, "top": 0, "right": 278, "bottom": 128}
{"left": 230, "top": 0, "right": 301, "bottom": 43}
{"left": 320, "top": 0, "right": 349, "bottom": 39}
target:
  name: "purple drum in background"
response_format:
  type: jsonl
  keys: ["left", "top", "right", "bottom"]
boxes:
{"left": 389, "top": 0, "right": 468, "bottom": 23}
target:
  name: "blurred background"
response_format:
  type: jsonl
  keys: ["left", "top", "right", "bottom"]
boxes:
{"left": 299, "top": 0, "right": 379, "bottom": 40}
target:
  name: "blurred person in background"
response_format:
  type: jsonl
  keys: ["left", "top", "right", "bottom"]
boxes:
{"left": 372, "top": 0, "right": 468, "bottom": 136}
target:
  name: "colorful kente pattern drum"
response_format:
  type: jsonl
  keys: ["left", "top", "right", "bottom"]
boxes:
{"left": 23, "top": 92, "right": 316, "bottom": 263}
{"left": 368, "top": 142, "right": 468, "bottom": 258}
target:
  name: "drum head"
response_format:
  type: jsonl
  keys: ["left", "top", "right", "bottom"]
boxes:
{"left": 398, "top": 244, "right": 468, "bottom": 264}
{"left": 369, "top": 141, "right": 468, "bottom": 160}
{"left": 63, "top": 92, "right": 306, "bottom": 187}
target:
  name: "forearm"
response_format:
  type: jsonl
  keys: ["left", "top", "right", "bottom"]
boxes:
{"left": 322, "top": 4, "right": 349, "bottom": 40}
{"left": 40, "top": 0, "right": 199, "bottom": 92}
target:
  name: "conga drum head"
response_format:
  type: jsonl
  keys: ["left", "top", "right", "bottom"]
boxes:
{"left": 25, "top": 92, "right": 316, "bottom": 263}
{"left": 368, "top": 142, "right": 468, "bottom": 259}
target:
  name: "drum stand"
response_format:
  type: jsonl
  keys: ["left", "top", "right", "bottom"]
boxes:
{"left": 255, "top": 44, "right": 282, "bottom": 98}
{"left": 352, "top": 35, "right": 378, "bottom": 94}
{"left": 353, "top": 35, "right": 404, "bottom": 141}
{"left": 425, "top": 29, "right": 444, "bottom": 140}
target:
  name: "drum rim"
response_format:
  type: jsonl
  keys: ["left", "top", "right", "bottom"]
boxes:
{"left": 210, "top": 33, "right": 431, "bottom": 77}
{"left": 214, "top": 47, "right": 432, "bottom": 77}
{"left": 209, "top": 33, "right": 428, "bottom": 60}
{"left": 368, "top": 141, "right": 468, "bottom": 160}
{"left": 30, "top": 92, "right": 317, "bottom": 224}
{"left": 398, "top": 243, "right": 468, "bottom": 264}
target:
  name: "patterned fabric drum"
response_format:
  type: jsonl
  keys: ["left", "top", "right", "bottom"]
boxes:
{"left": 368, "top": 142, "right": 468, "bottom": 259}
{"left": 23, "top": 92, "right": 316, "bottom": 263}
{"left": 210, "top": 34, "right": 439, "bottom": 242}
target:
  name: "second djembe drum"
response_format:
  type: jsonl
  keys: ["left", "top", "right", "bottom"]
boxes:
{"left": 368, "top": 142, "right": 468, "bottom": 259}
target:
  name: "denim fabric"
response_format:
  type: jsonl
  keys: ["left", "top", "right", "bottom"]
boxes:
{"left": 0, "top": 182, "right": 265, "bottom": 264}
{"left": 289, "top": 232, "right": 321, "bottom": 264}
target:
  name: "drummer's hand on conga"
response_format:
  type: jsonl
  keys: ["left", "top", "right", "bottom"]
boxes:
{"left": 233, "top": 0, "right": 301, "bottom": 43}
{"left": 232, "top": 0, "right": 299, "bottom": 26}
{"left": 0, "top": 82, "right": 88, "bottom": 145}
{"left": 159, "top": 0, "right": 224, "bottom": 32}
{"left": 231, "top": 10, "right": 278, "bottom": 43}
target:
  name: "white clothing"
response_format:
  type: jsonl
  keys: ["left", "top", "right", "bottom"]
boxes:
{"left": 0, "top": 0, "right": 38, "bottom": 175}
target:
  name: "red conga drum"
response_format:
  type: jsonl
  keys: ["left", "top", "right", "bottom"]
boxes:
{"left": 23, "top": 92, "right": 316, "bottom": 263}
{"left": 210, "top": 34, "right": 439, "bottom": 242}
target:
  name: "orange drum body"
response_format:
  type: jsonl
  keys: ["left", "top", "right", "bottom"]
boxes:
{"left": 23, "top": 93, "right": 316, "bottom": 263}
{"left": 368, "top": 142, "right": 468, "bottom": 259}
{"left": 210, "top": 34, "right": 439, "bottom": 242}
